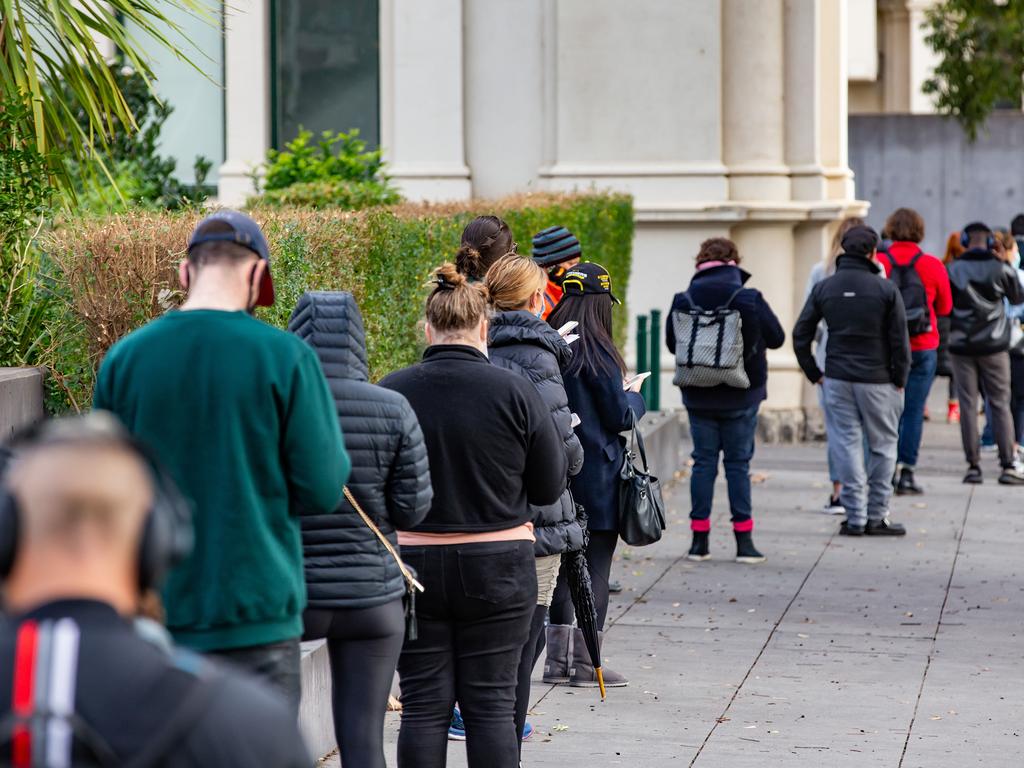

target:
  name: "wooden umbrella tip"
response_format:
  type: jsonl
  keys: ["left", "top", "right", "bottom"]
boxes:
{"left": 596, "top": 667, "right": 607, "bottom": 700}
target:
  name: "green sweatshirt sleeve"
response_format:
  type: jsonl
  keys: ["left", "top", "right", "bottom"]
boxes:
{"left": 282, "top": 345, "right": 350, "bottom": 514}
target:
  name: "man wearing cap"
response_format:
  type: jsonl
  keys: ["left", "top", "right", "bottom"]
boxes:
{"left": 947, "top": 221, "right": 1024, "bottom": 484}
{"left": 532, "top": 225, "right": 583, "bottom": 320}
{"left": 93, "top": 210, "right": 350, "bottom": 709}
{"left": 794, "top": 224, "right": 911, "bottom": 536}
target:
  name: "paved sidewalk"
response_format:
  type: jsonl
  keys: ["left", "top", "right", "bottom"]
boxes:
{"left": 331, "top": 407, "right": 1023, "bottom": 767}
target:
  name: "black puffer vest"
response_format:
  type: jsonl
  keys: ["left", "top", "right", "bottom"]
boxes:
{"left": 488, "top": 311, "right": 585, "bottom": 556}
{"left": 289, "top": 292, "right": 433, "bottom": 609}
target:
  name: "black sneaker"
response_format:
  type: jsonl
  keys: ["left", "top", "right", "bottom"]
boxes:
{"left": 839, "top": 521, "right": 865, "bottom": 536}
{"left": 998, "top": 463, "right": 1024, "bottom": 485}
{"left": 963, "top": 465, "right": 983, "bottom": 485}
{"left": 687, "top": 530, "right": 710, "bottom": 562}
{"left": 822, "top": 495, "right": 845, "bottom": 515}
{"left": 864, "top": 519, "right": 907, "bottom": 536}
{"left": 895, "top": 467, "right": 923, "bottom": 496}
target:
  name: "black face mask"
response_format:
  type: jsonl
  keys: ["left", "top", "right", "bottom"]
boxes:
{"left": 549, "top": 266, "right": 569, "bottom": 287}
{"left": 245, "top": 262, "right": 260, "bottom": 315}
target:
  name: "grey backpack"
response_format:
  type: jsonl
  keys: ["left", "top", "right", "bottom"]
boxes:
{"left": 671, "top": 288, "right": 750, "bottom": 389}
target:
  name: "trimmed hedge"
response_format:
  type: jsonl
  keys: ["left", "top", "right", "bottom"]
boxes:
{"left": 44, "top": 192, "right": 633, "bottom": 409}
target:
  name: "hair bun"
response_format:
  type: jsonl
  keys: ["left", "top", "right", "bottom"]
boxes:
{"left": 431, "top": 262, "right": 467, "bottom": 292}
{"left": 455, "top": 245, "right": 486, "bottom": 280}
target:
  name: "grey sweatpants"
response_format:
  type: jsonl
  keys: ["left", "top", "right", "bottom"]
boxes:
{"left": 951, "top": 352, "right": 1015, "bottom": 467}
{"left": 822, "top": 379, "right": 903, "bottom": 527}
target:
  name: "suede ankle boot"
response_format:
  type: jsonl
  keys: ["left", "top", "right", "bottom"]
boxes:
{"left": 542, "top": 624, "right": 573, "bottom": 684}
{"left": 569, "top": 628, "right": 628, "bottom": 688}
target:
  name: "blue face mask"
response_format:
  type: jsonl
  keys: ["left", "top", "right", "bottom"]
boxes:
{"left": 535, "top": 305, "right": 545, "bottom": 319}
{"left": 1014, "top": 250, "right": 1021, "bottom": 270}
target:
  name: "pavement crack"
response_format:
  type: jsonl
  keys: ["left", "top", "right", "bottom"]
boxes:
{"left": 897, "top": 487, "right": 972, "bottom": 767}
{"left": 687, "top": 529, "right": 837, "bottom": 767}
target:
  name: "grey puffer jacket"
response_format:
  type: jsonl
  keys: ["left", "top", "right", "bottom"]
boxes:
{"left": 289, "top": 291, "right": 432, "bottom": 609}
{"left": 488, "top": 310, "right": 585, "bottom": 556}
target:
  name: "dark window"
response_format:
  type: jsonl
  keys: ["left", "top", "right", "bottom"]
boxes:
{"left": 273, "top": 0, "right": 380, "bottom": 148}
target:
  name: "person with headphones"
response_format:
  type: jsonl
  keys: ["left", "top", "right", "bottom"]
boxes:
{"left": 947, "top": 221, "right": 1024, "bottom": 485}
{"left": 0, "top": 413, "right": 311, "bottom": 767}
{"left": 93, "top": 211, "right": 350, "bottom": 711}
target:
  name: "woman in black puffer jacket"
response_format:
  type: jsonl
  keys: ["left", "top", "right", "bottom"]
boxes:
{"left": 484, "top": 253, "right": 584, "bottom": 746}
{"left": 289, "top": 291, "right": 432, "bottom": 768}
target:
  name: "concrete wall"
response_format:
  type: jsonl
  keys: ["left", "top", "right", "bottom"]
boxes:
{"left": 849, "top": 113, "right": 1024, "bottom": 256}
{"left": 0, "top": 368, "right": 44, "bottom": 441}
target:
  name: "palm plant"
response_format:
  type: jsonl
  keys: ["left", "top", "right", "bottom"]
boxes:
{"left": 0, "top": 0, "right": 212, "bottom": 193}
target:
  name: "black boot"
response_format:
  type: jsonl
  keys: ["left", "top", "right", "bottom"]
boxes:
{"left": 895, "top": 466, "right": 923, "bottom": 495}
{"left": 687, "top": 530, "right": 710, "bottom": 562}
{"left": 734, "top": 530, "right": 765, "bottom": 564}
{"left": 865, "top": 519, "right": 907, "bottom": 536}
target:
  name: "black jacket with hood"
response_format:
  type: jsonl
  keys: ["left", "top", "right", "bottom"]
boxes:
{"left": 488, "top": 310, "right": 585, "bottom": 556}
{"left": 947, "top": 247, "right": 1024, "bottom": 356}
{"left": 289, "top": 291, "right": 432, "bottom": 610}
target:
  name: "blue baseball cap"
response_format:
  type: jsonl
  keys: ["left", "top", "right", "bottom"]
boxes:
{"left": 188, "top": 210, "right": 275, "bottom": 306}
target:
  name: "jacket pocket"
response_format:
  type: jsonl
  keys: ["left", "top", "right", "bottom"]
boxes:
{"left": 458, "top": 543, "right": 533, "bottom": 604}
{"left": 603, "top": 436, "right": 624, "bottom": 463}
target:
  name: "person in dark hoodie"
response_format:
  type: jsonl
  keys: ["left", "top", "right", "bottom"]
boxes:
{"left": 380, "top": 263, "right": 566, "bottom": 768}
{"left": 794, "top": 224, "right": 911, "bottom": 536}
{"left": 288, "top": 291, "right": 433, "bottom": 768}
{"left": 480, "top": 253, "right": 585, "bottom": 748}
{"left": 666, "top": 238, "right": 785, "bottom": 563}
{"left": 947, "top": 221, "right": 1024, "bottom": 484}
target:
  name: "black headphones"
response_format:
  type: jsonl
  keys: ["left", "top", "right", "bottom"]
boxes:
{"left": 960, "top": 225, "right": 996, "bottom": 250}
{"left": 0, "top": 413, "right": 193, "bottom": 592}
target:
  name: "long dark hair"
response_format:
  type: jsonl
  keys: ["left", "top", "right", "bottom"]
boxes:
{"left": 548, "top": 294, "right": 625, "bottom": 378}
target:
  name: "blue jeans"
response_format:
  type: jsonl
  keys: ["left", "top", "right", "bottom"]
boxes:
{"left": 897, "top": 349, "right": 937, "bottom": 467}
{"left": 687, "top": 405, "right": 759, "bottom": 528}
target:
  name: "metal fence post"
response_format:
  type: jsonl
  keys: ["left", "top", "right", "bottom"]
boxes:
{"left": 649, "top": 309, "right": 661, "bottom": 411}
{"left": 636, "top": 315, "right": 649, "bottom": 409}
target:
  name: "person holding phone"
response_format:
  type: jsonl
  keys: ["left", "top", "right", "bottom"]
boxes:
{"left": 667, "top": 238, "right": 785, "bottom": 563}
{"left": 547, "top": 263, "right": 645, "bottom": 688}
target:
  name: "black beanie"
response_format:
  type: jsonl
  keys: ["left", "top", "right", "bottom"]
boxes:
{"left": 841, "top": 225, "right": 881, "bottom": 257}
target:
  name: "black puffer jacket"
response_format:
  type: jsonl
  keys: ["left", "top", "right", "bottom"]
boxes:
{"left": 489, "top": 311, "right": 585, "bottom": 556}
{"left": 289, "top": 292, "right": 432, "bottom": 609}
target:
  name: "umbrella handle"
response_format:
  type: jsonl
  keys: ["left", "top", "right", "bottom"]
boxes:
{"left": 596, "top": 667, "right": 607, "bottom": 701}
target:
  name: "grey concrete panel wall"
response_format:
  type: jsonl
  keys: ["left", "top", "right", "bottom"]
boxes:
{"left": 850, "top": 113, "right": 1024, "bottom": 257}
{"left": 0, "top": 368, "right": 44, "bottom": 441}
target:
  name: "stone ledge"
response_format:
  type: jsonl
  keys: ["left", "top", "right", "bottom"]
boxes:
{"left": 0, "top": 367, "right": 44, "bottom": 440}
{"left": 299, "top": 640, "right": 335, "bottom": 760}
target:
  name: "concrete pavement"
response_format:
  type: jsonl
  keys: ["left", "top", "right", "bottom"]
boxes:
{"left": 325, "top": 402, "right": 1023, "bottom": 767}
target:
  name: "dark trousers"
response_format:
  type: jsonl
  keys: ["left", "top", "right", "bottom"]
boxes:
{"left": 687, "top": 405, "right": 760, "bottom": 530}
{"left": 514, "top": 604, "right": 548, "bottom": 748}
{"left": 898, "top": 349, "right": 938, "bottom": 467}
{"left": 549, "top": 529, "right": 619, "bottom": 630}
{"left": 1012, "top": 355, "right": 1024, "bottom": 444}
{"left": 397, "top": 541, "right": 536, "bottom": 768}
{"left": 303, "top": 600, "right": 406, "bottom": 768}
{"left": 209, "top": 638, "right": 301, "bottom": 715}
{"left": 952, "top": 352, "right": 1015, "bottom": 467}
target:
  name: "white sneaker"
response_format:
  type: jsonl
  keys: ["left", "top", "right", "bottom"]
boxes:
{"left": 822, "top": 495, "right": 845, "bottom": 515}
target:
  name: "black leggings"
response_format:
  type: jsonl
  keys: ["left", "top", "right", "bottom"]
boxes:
{"left": 303, "top": 599, "right": 406, "bottom": 768}
{"left": 514, "top": 604, "right": 548, "bottom": 749}
{"left": 548, "top": 530, "right": 619, "bottom": 629}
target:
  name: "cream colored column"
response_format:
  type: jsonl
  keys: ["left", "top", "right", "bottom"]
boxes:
{"left": 218, "top": 0, "right": 271, "bottom": 206}
{"left": 723, "top": 0, "right": 788, "bottom": 201}
{"left": 880, "top": 0, "right": 911, "bottom": 112}
{"left": 908, "top": 0, "right": 940, "bottom": 114}
{"left": 379, "top": 0, "right": 471, "bottom": 201}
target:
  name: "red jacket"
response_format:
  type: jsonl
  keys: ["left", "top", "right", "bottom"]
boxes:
{"left": 879, "top": 241, "right": 953, "bottom": 352}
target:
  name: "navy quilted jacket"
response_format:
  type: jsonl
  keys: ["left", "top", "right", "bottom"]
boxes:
{"left": 488, "top": 311, "right": 585, "bottom": 556}
{"left": 289, "top": 292, "right": 432, "bottom": 609}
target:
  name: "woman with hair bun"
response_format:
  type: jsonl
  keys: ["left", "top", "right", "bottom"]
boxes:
{"left": 456, "top": 215, "right": 516, "bottom": 281}
{"left": 380, "top": 262, "right": 566, "bottom": 768}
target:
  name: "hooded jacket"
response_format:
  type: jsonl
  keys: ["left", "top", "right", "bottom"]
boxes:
{"left": 488, "top": 311, "right": 585, "bottom": 556}
{"left": 289, "top": 292, "right": 432, "bottom": 610}
{"left": 947, "top": 248, "right": 1024, "bottom": 356}
{"left": 666, "top": 264, "right": 786, "bottom": 411}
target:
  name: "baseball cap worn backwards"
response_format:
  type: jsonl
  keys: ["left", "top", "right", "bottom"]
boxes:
{"left": 840, "top": 225, "right": 881, "bottom": 257}
{"left": 560, "top": 262, "right": 621, "bottom": 304}
{"left": 188, "top": 210, "right": 275, "bottom": 307}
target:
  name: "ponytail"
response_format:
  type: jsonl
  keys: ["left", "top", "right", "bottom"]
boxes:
{"left": 426, "top": 263, "right": 490, "bottom": 333}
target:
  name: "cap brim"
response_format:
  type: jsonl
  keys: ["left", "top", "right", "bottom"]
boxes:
{"left": 256, "top": 267, "right": 275, "bottom": 307}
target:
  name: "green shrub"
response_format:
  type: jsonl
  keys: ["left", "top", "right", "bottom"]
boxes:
{"left": 257, "top": 179, "right": 400, "bottom": 210}
{"left": 43, "top": 192, "right": 633, "bottom": 409}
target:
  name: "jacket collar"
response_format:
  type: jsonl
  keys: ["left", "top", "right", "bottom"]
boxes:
{"left": 835, "top": 254, "right": 881, "bottom": 273}
{"left": 960, "top": 247, "right": 998, "bottom": 262}
{"left": 488, "top": 310, "right": 573, "bottom": 365}
{"left": 689, "top": 263, "right": 751, "bottom": 286}
{"left": 422, "top": 344, "right": 490, "bottom": 363}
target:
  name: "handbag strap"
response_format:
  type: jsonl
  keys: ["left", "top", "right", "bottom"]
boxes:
{"left": 627, "top": 409, "right": 650, "bottom": 472}
{"left": 344, "top": 486, "right": 425, "bottom": 593}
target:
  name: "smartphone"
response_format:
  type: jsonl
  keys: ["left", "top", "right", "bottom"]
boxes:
{"left": 558, "top": 321, "right": 579, "bottom": 337}
{"left": 563, "top": 333, "right": 580, "bottom": 345}
{"left": 623, "top": 371, "right": 652, "bottom": 391}
{"left": 570, "top": 413, "right": 581, "bottom": 428}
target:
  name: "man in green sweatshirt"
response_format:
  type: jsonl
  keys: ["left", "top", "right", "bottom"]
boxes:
{"left": 93, "top": 210, "right": 350, "bottom": 711}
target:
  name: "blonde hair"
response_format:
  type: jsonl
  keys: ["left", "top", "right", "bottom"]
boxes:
{"left": 826, "top": 216, "right": 866, "bottom": 274}
{"left": 483, "top": 254, "right": 547, "bottom": 312}
{"left": 425, "top": 262, "right": 490, "bottom": 334}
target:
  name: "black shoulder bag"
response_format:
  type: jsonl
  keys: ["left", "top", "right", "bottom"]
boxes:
{"left": 618, "top": 411, "right": 667, "bottom": 546}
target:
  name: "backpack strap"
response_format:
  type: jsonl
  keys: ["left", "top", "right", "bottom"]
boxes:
{"left": 907, "top": 248, "right": 924, "bottom": 269}
{"left": 880, "top": 251, "right": 895, "bottom": 269}
{"left": 718, "top": 286, "right": 746, "bottom": 311}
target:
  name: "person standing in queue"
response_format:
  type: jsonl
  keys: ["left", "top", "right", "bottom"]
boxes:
{"left": 546, "top": 263, "right": 645, "bottom": 688}
{"left": 288, "top": 291, "right": 433, "bottom": 768}
{"left": 455, "top": 215, "right": 517, "bottom": 282}
{"left": 0, "top": 414, "right": 311, "bottom": 767}
{"left": 380, "top": 263, "right": 566, "bottom": 768}
{"left": 483, "top": 254, "right": 585, "bottom": 748}
{"left": 93, "top": 211, "right": 350, "bottom": 710}
{"left": 532, "top": 225, "right": 583, "bottom": 319}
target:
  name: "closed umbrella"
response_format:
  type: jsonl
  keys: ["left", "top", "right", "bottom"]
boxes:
{"left": 561, "top": 527, "right": 606, "bottom": 700}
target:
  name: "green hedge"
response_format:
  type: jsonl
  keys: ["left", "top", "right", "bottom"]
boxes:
{"left": 44, "top": 192, "right": 633, "bottom": 409}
